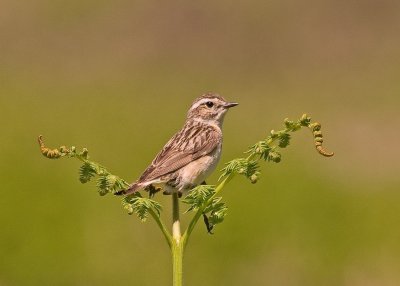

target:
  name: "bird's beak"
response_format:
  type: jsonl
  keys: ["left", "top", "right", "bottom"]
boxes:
{"left": 224, "top": 102, "right": 239, "bottom": 108}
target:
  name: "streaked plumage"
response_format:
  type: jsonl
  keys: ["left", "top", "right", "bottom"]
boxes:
{"left": 118, "top": 93, "right": 238, "bottom": 196}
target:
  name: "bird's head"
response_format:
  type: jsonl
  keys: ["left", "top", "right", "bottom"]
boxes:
{"left": 187, "top": 93, "right": 238, "bottom": 126}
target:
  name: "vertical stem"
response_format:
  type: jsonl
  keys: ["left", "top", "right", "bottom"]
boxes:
{"left": 172, "top": 239, "right": 183, "bottom": 286}
{"left": 172, "top": 192, "right": 181, "bottom": 243}
{"left": 172, "top": 192, "right": 183, "bottom": 286}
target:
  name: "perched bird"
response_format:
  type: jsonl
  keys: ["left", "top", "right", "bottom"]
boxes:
{"left": 117, "top": 93, "right": 238, "bottom": 197}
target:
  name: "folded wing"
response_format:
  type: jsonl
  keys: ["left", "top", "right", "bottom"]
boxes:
{"left": 138, "top": 123, "right": 221, "bottom": 183}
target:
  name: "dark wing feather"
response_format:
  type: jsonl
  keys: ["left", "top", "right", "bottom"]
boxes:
{"left": 137, "top": 122, "right": 221, "bottom": 183}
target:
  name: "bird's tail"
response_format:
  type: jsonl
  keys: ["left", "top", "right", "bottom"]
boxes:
{"left": 115, "top": 182, "right": 141, "bottom": 196}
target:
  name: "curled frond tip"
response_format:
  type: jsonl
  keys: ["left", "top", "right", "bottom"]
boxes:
{"left": 38, "top": 135, "right": 63, "bottom": 159}
{"left": 308, "top": 123, "right": 334, "bottom": 157}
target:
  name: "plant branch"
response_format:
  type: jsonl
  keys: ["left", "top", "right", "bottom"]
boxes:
{"left": 38, "top": 135, "right": 173, "bottom": 247}
{"left": 171, "top": 192, "right": 183, "bottom": 286}
{"left": 182, "top": 113, "right": 334, "bottom": 241}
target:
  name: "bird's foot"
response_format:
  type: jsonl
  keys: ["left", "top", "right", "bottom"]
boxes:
{"left": 202, "top": 213, "right": 214, "bottom": 234}
{"left": 146, "top": 185, "right": 162, "bottom": 198}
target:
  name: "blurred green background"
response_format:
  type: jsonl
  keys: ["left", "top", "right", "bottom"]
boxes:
{"left": 1, "top": 1, "right": 399, "bottom": 285}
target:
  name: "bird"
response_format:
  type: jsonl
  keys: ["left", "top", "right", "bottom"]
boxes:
{"left": 116, "top": 93, "right": 238, "bottom": 197}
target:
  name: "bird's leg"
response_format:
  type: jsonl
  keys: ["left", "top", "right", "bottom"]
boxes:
{"left": 202, "top": 213, "right": 214, "bottom": 234}
{"left": 200, "top": 180, "right": 214, "bottom": 234}
{"left": 146, "top": 184, "right": 162, "bottom": 198}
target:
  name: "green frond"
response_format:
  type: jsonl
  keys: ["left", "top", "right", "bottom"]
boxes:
{"left": 182, "top": 185, "right": 215, "bottom": 213}
{"left": 208, "top": 206, "right": 227, "bottom": 226}
{"left": 299, "top": 114, "right": 312, "bottom": 127}
{"left": 219, "top": 158, "right": 260, "bottom": 182}
{"left": 96, "top": 174, "right": 127, "bottom": 196}
{"left": 149, "top": 199, "right": 162, "bottom": 217}
{"left": 79, "top": 148, "right": 89, "bottom": 160}
{"left": 121, "top": 194, "right": 162, "bottom": 221}
{"left": 244, "top": 160, "right": 259, "bottom": 178}
{"left": 284, "top": 118, "right": 300, "bottom": 131}
{"left": 79, "top": 162, "right": 97, "bottom": 183}
{"left": 267, "top": 148, "right": 281, "bottom": 163}
{"left": 246, "top": 140, "right": 271, "bottom": 158}
{"left": 133, "top": 200, "right": 149, "bottom": 221}
{"left": 203, "top": 197, "right": 223, "bottom": 213}
{"left": 278, "top": 133, "right": 291, "bottom": 148}
{"left": 203, "top": 198, "right": 228, "bottom": 232}
{"left": 134, "top": 197, "right": 162, "bottom": 221}
{"left": 219, "top": 158, "right": 247, "bottom": 179}
{"left": 122, "top": 196, "right": 135, "bottom": 215}
{"left": 96, "top": 175, "right": 111, "bottom": 196}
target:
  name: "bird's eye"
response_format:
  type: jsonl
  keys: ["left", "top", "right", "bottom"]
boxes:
{"left": 205, "top": 101, "right": 214, "bottom": 108}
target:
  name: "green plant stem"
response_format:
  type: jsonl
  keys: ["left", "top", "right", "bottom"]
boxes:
{"left": 172, "top": 239, "right": 183, "bottom": 286}
{"left": 171, "top": 192, "right": 183, "bottom": 286}
{"left": 172, "top": 192, "right": 182, "bottom": 243}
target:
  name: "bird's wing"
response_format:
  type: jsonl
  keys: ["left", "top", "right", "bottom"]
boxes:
{"left": 137, "top": 123, "right": 221, "bottom": 183}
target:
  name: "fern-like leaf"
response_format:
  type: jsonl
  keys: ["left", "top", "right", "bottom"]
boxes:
{"left": 219, "top": 158, "right": 260, "bottom": 183}
{"left": 182, "top": 185, "right": 215, "bottom": 213}
{"left": 79, "top": 162, "right": 96, "bottom": 183}
{"left": 278, "top": 133, "right": 291, "bottom": 148}
{"left": 203, "top": 197, "right": 228, "bottom": 233}
{"left": 123, "top": 195, "right": 162, "bottom": 221}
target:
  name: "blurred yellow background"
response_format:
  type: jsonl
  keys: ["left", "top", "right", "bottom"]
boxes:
{"left": 1, "top": 1, "right": 399, "bottom": 285}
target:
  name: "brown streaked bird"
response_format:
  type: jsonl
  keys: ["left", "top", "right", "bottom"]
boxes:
{"left": 117, "top": 93, "right": 238, "bottom": 197}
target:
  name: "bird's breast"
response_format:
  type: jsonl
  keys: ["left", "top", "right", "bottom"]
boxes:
{"left": 177, "top": 144, "right": 222, "bottom": 189}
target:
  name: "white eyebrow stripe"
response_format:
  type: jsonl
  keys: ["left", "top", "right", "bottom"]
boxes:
{"left": 189, "top": 98, "right": 213, "bottom": 112}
